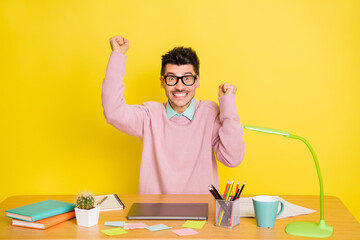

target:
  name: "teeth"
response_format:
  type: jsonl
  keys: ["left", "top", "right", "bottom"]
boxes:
{"left": 174, "top": 93, "right": 186, "bottom": 97}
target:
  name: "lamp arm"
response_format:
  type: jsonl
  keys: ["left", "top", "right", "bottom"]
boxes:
{"left": 288, "top": 134, "right": 324, "bottom": 220}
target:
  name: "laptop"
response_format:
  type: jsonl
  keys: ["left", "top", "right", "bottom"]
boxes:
{"left": 127, "top": 202, "right": 208, "bottom": 220}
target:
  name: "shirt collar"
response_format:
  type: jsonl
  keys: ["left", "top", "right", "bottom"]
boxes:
{"left": 166, "top": 99, "right": 195, "bottom": 120}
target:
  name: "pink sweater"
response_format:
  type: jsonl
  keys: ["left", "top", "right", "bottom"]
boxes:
{"left": 102, "top": 52, "right": 245, "bottom": 194}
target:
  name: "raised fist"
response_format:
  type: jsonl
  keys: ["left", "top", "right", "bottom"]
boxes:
{"left": 109, "top": 36, "right": 129, "bottom": 54}
{"left": 219, "top": 83, "right": 237, "bottom": 97}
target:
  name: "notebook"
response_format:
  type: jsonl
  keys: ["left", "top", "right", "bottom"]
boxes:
{"left": 12, "top": 211, "right": 75, "bottom": 229}
{"left": 127, "top": 203, "right": 208, "bottom": 220}
{"left": 94, "top": 194, "right": 125, "bottom": 211}
{"left": 6, "top": 200, "right": 76, "bottom": 222}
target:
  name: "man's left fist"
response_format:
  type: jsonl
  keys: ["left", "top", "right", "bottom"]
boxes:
{"left": 219, "top": 83, "right": 237, "bottom": 97}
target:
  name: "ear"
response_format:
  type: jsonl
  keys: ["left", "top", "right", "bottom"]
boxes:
{"left": 195, "top": 77, "right": 200, "bottom": 88}
{"left": 160, "top": 77, "right": 165, "bottom": 88}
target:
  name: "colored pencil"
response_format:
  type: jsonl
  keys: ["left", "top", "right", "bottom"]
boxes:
{"left": 236, "top": 181, "right": 246, "bottom": 199}
{"left": 225, "top": 181, "right": 234, "bottom": 201}
{"left": 222, "top": 181, "right": 229, "bottom": 200}
{"left": 232, "top": 188, "right": 240, "bottom": 201}
{"left": 233, "top": 182, "right": 239, "bottom": 200}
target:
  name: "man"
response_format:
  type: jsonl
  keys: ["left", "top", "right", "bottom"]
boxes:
{"left": 102, "top": 35, "right": 245, "bottom": 194}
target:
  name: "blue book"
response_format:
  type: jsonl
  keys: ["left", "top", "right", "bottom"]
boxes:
{"left": 6, "top": 200, "right": 76, "bottom": 222}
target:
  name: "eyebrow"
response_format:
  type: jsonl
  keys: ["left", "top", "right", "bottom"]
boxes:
{"left": 166, "top": 72, "right": 194, "bottom": 76}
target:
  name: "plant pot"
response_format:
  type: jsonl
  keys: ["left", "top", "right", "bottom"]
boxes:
{"left": 75, "top": 205, "right": 100, "bottom": 227}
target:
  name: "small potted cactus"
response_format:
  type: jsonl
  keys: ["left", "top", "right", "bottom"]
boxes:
{"left": 74, "top": 191, "right": 100, "bottom": 227}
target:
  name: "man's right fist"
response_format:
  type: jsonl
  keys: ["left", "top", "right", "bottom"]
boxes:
{"left": 109, "top": 36, "right": 129, "bottom": 54}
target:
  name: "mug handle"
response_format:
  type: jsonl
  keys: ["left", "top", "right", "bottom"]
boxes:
{"left": 276, "top": 201, "right": 284, "bottom": 218}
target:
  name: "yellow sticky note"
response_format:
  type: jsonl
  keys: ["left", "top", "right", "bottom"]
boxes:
{"left": 182, "top": 220, "right": 206, "bottom": 229}
{"left": 101, "top": 227, "right": 128, "bottom": 236}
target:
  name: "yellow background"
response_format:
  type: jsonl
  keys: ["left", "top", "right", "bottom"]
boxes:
{"left": 1, "top": 0, "right": 359, "bottom": 222}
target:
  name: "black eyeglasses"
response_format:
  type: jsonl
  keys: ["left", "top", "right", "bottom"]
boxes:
{"left": 162, "top": 75, "right": 198, "bottom": 86}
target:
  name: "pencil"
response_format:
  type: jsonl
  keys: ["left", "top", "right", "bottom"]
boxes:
{"left": 237, "top": 181, "right": 246, "bottom": 199}
{"left": 211, "top": 184, "right": 223, "bottom": 199}
{"left": 232, "top": 188, "right": 240, "bottom": 201}
{"left": 223, "top": 181, "right": 229, "bottom": 200}
{"left": 97, "top": 196, "right": 108, "bottom": 205}
{"left": 225, "top": 181, "right": 234, "bottom": 201}
{"left": 209, "top": 186, "right": 221, "bottom": 199}
{"left": 233, "top": 182, "right": 239, "bottom": 200}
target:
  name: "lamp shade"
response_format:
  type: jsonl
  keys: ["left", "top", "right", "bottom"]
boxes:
{"left": 244, "top": 125, "right": 290, "bottom": 137}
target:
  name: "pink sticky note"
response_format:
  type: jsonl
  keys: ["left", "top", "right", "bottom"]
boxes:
{"left": 133, "top": 222, "right": 149, "bottom": 228}
{"left": 124, "top": 222, "right": 149, "bottom": 230}
{"left": 172, "top": 228, "right": 199, "bottom": 236}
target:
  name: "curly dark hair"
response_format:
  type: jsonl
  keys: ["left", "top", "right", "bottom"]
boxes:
{"left": 161, "top": 47, "right": 200, "bottom": 76}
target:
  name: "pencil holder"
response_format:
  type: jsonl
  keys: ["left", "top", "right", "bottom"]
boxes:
{"left": 215, "top": 198, "right": 240, "bottom": 228}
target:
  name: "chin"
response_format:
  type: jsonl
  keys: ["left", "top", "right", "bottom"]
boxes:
{"left": 169, "top": 101, "right": 187, "bottom": 111}
{"left": 172, "top": 98, "right": 189, "bottom": 106}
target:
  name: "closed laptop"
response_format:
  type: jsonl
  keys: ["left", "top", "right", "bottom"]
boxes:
{"left": 127, "top": 202, "right": 208, "bottom": 220}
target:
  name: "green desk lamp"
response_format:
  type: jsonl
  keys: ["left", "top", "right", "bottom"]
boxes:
{"left": 244, "top": 125, "right": 334, "bottom": 238}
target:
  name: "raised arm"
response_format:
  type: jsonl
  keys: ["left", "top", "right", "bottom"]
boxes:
{"left": 102, "top": 36, "right": 148, "bottom": 138}
{"left": 212, "top": 82, "right": 245, "bottom": 167}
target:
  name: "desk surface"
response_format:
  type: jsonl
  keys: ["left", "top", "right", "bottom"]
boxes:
{"left": 0, "top": 194, "right": 359, "bottom": 240}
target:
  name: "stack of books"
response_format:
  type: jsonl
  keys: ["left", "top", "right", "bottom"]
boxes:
{"left": 5, "top": 199, "right": 76, "bottom": 230}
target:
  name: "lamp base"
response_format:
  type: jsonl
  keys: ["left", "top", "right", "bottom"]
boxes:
{"left": 285, "top": 220, "right": 333, "bottom": 238}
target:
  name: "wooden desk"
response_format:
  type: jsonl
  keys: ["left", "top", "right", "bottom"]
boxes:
{"left": 0, "top": 195, "right": 359, "bottom": 239}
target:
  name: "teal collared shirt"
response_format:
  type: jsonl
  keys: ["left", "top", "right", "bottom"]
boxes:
{"left": 166, "top": 99, "right": 195, "bottom": 120}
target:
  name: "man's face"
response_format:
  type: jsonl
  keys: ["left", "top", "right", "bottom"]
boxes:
{"left": 161, "top": 63, "right": 200, "bottom": 114}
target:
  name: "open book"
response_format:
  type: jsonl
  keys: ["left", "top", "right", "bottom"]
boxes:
{"left": 239, "top": 197, "right": 316, "bottom": 219}
{"left": 94, "top": 194, "right": 125, "bottom": 211}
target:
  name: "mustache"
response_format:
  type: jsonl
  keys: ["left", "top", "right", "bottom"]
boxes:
{"left": 172, "top": 90, "right": 188, "bottom": 93}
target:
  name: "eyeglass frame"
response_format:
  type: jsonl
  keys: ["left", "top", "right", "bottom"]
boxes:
{"left": 162, "top": 75, "right": 199, "bottom": 86}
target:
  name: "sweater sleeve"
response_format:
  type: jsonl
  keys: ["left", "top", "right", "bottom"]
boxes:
{"left": 212, "top": 94, "right": 245, "bottom": 167}
{"left": 102, "top": 52, "right": 148, "bottom": 138}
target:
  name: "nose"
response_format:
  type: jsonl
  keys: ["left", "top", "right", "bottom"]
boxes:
{"left": 174, "top": 79, "right": 185, "bottom": 90}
